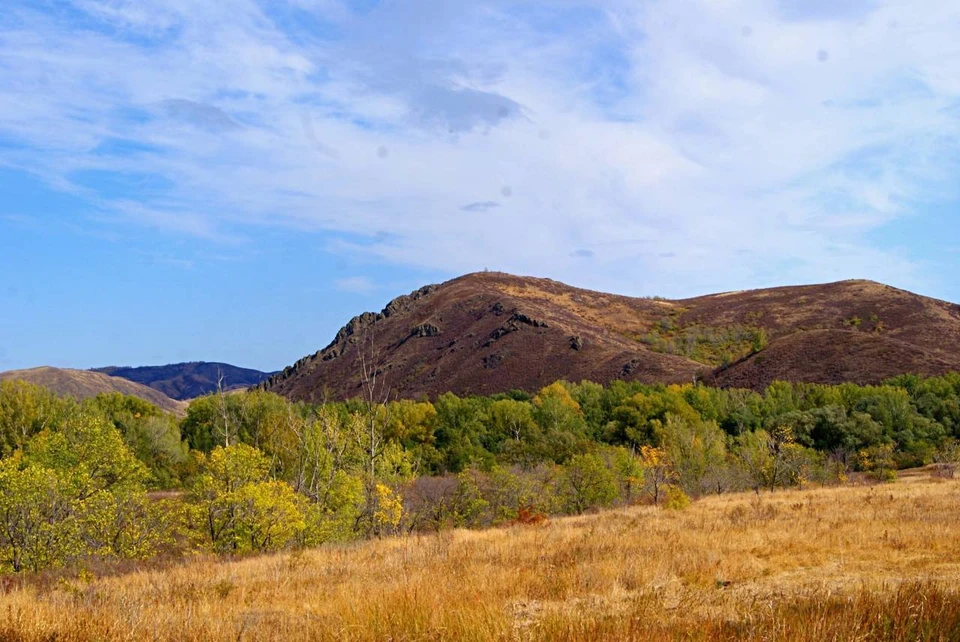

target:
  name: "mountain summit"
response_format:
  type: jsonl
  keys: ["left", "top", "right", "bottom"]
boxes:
{"left": 262, "top": 272, "right": 960, "bottom": 401}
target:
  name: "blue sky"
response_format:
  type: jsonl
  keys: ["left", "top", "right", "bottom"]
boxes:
{"left": 1, "top": 0, "right": 959, "bottom": 373}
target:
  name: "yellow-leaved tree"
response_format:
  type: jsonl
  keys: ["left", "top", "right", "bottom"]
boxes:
{"left": 189, "top": 443, "right": 307, "bottom": 553}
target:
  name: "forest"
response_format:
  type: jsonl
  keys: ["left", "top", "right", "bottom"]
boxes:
{"left": 1, "top": 373, "right": 959, "bottom": 573}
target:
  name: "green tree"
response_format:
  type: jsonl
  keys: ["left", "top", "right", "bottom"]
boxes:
{"left": 76, "top": 491, "right": 182, "bottom": 560}
{"left": 658, "top": 414, "right": 729, "bottom": 496}
{"left": 488, "top": 399, "right": 543, "bottom": 467}
{"left": 532, "top": 383, "right": 588, "bottom": 462}
{"left": 858, "top": 443, "right": 897, "bottom": 482}
{"left": 734, "top": 430, "right": 774, "bottom": 494}
{"left": 85, "top": 393, "right": 187, "bottom": 488}
{"left": 562, "top": 453, "right": 618, "bottom": 514}
{"left": 0, "top": 381, "right": 76, "bottom": 455}
{"left": 432, "top": 394, "right": 493, "bottom": 473}
{"left": 25, "top": 415, "right": 148, "bottom": 498}
{"left": 607, "top": 446, "right": 645, "bottom": 503}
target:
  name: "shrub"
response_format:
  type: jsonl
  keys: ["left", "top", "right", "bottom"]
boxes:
{"left": 662, "top": 485, "right": 691, "bottom": 510}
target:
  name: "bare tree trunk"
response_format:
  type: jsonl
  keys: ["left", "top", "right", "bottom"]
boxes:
{"left": 358, "top": 327, "right": 391, "bottom": 478}
{"left": 356, "top": 326, "right": 394, "bottom": 536}
{"left": 217, "top": 368, "right": 230, "bottom": 447}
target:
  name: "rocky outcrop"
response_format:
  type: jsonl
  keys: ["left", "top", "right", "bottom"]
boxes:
{"left": 409, "top": 323, "right": 442, "bottom": 338}
{"left": 260, "top": 284, "right": 441, "bottom": 392}
{"left": 510, "top": 312, "right": 548, "bottom": 328}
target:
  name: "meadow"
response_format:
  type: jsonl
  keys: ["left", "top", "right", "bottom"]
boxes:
{"left": 1, "top": 470, "right": 958, "bottom": 642}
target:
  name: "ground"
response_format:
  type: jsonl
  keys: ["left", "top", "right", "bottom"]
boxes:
{"left": 2, "top": 470, "right": 959, "bottom": 641}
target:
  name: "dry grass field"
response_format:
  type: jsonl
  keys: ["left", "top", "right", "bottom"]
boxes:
{"left": 2, "top": 472, "right": 960, "bottom": 641}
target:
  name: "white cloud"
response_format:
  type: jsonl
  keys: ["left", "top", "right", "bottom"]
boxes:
{"left": 0, "top": 0, "right": 958, "bottom": 297}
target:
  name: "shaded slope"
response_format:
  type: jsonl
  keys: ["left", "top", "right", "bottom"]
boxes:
{"left": 94, "top": 362, "right": 276, "bottom": 400}
{"left": 708, "top": 330, "right": 960, "bottom": 389}
{"left": 263, "top": 272, "right": 960, "bottom": 401}
{"left": 0, "top": 367, "right": 187, "bottom": 414}
{"left": 678, "top": 279, "right": 960, "bottom": 356}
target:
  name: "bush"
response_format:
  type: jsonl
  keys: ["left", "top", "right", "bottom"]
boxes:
{"left": 662, "top": 485, "right": 691, "bottom": 510}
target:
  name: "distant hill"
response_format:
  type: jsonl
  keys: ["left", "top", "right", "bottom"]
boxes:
{"left": 93, "top": 362, "right": 276, "bottom": 400}
{"left": 0, "top": 367, "right": 186, "bottom": 415}
{"left": 261, "top": 272, "right": 960, "bottom": 401}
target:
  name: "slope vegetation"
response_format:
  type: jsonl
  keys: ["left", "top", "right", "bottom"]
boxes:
{"left": 263, "top": 272, "right": 960, "bottom": 401}
{"left": 0, "top": 366, "right": 186, "bottom": 414}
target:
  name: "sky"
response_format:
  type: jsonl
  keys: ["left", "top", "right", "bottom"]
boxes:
{"left": 1, "top": 0, "right": 959, "bottom": 373}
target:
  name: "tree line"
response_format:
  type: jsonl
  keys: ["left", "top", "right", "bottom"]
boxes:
{"left": 1, "top": 372, "right": 959, "bottom": 572}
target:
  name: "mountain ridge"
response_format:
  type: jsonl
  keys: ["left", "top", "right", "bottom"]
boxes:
{"left": 261, "top": 272, "right": 960, "bottom": 402}
{"left": 94, "top": 361, "right": 276, "bottom": 400}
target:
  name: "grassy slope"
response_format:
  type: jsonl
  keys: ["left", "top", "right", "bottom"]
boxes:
{"left": 3, "top": 472, "right": 960, "bottom": 641}
{"left": 0, "top": 367, "right": 187, "bottom": 415}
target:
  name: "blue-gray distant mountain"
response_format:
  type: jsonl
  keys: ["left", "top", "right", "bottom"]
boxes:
{"left": 94, "top": 362, "right": 277, "bottom": 400}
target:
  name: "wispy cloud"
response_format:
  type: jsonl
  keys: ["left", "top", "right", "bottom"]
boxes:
{"left": 1, "top": 213, "right": 39, "bottom": 227}
{"left": 0, "top": 0, "right": 958, "bottom": 297}
{"left": 156, "top": 99, "right": 241, "bottom": 132}
{"left": 461, "top": 201, "right": 501, "bottom": 213}
{"left": 334, "top": 276, "right": 376, "bottom": 294}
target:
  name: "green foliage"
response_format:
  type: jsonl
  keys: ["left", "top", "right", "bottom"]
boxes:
{"left": 562, "top": 453, "right": 618, "bottom": 514}
{"left": 84, "top": 393, "right": 188, "bottom": 488}
{"left": 180, "top": 390, "right": 296, "bottom": 456}
{"left": 302, "top": 470, "right": 364, "bottom": 544}
{"left": 0, "top": 415, "right": 172, "bottom": 573}
{"left": 4, "top": 372, "right": 960, "bottom": 573}
{"left": 480, "top": 465, "right": 554, "bottom": 524}
{"left": 658, "top": 413, "right": 728, "bottom": 495}
{"left": 432, "top": 394, "right": 493, "bottom": 473}
{"left": 25, "top": 415, "right": 149, "bottom": 497}
{"left": 488, "top": 399, "right": 541, "bottom": 466}
{"left": 608, "top": 447, "right": 645, "bottom": 503}
{"left": 76, "top": 491, "right": 182, "bottom": 560}
{"left": 844, "top": 316, "right": 863, "bottom": 329}
{"left": 0, "top": 381, "right": 77, "bottom": 455}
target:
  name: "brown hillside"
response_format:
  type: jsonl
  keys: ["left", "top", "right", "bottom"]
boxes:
{"left": 0, "top": 367, "right": 187, "bottom": 415}
{"left": 679, "top": 279, "right": 960, "bottom": 353}
{"left": 263, "top": 273, "right": 960, "bottom": 401}
{"left": 707, "top": 330, "right": 960, "bottom": 389}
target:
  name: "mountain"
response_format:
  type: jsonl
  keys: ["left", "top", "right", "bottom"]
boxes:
{"left": 0, "top": 367, "right": 187, "bottom": 415}
{"left": 93, "top": 362, "right": 277, "bottom": 401}
{"left": 261, "top": 272, "right": 960, "bottom": 402}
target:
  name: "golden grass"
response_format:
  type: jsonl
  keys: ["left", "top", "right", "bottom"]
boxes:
{"left": 3, "top": 477, "right": 960, "bottom": 641}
